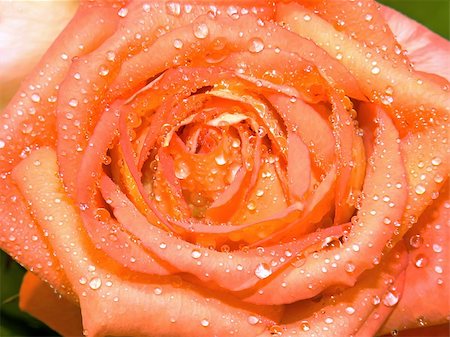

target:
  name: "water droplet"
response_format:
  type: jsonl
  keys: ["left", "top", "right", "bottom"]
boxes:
{"left": 415, "top": 184, "right": 426, "bottom": 195}
{"left": 159, "top": 242, "right": 167, "bottom": 249}
{"left": 69, "top": 99, "right": 78, "bottom": 107}
{"left": 255, "top": 189, "right": 264, "bottom": 197}
{"left": 79, "top": 277, "right": 87, "bottom": 285}
{"left": 434, "top": 174, "right": 444, "bottom": 184}
{"left": 432, "top": 244, "right": 442, "bottom": 253}
{"left": 409, "top": 234, "right": 423, "bottom": 248}
{"left": 352, "top": 244, "right": 360, "bottom": 252}
{"left": 431, "top": 157, "right": 442, "bottom": 166}
{"left": 166, "top": 2, "right": 181, "bottom": 16}
{"left": 60, "top": 53, "right": 69, "bottom": 60}
{"left": 325, "top": 317, "right": 334, "bottom": 324}
{"left": 247, "top": 315, "right": 259, "bottom": 325}
{"left": 383, "top": 289, "right": 399, "bottom": 307}
{"left": 345, "top": 263, "right": 355, "bottom": 273}
{"left": 434, "top": 265, "right": 443, "bottom": 274}
{"left": 194, "top": 23, "right": 209, "bottom": 39}
{"left": 255, "top": 262, "right": 272, "bottom": 279}
{"left": 214, "top": 153, "right": 226, "bottom": 166}
{"left": 106, "top": 50, "right": 116, "bottom": 62}
{"left": 416, "top": 316, "right": 427, "bottom": 327}
{"left": 31, "top": 94, "right": 41, "bottom": 103}
{"left": 175, "top": 161, "right": 190, "bottom": 179}
{"left": 371, "top": 66, "right": 380, "bottom": 75}
{"left": 191, "top": 249, "right": 202, "bottom": 259}
{"left": 200, "top": 318, "right": 210, "bottom": 327}
{"left": 98, "top": 65, "right": 110, "bottom": 76}
{"left": 118, "top": 7, "right": 128, "bottom": 17}
{"left": 88, "top": 277, "right": 102, "bottom": 290}
{"left": 247, "top": 201, "right": 256, "bottom": 211}
{"left": 345, "top": 306, "right": 356, "bottom": 315}
{"left": 303, "top": 14, "right": 311, "bottom": 21}
{"left": 248, "top": 37, "right": 264, "bottom": 53}
{"left": 154, "top": 287, "right": 163, "bottom": 295}
{"left": 372, "top": 295, "right": 381, "bottom": 306}
{"left": 173, "top": 39, "right": 183, "bottom": 49}
{"left": 415, "top": 254, "right": 428, "bottom": 268}
{"left": 300, "top": 321, "right": 310, "bottom": 331}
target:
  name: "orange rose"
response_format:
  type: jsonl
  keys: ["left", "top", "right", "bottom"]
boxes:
{"left": 1, "top": 1, "right": 448, "bottom": 337}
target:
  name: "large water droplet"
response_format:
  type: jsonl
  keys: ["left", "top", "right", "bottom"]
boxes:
{"left": 88, "top": 277, "right": 102, "bottom": 290}
{"left": 194, "top": 23, "right": 209, "bottom": 39}
{"left": 255, "top": 262, "right": 272, "bottom": 279}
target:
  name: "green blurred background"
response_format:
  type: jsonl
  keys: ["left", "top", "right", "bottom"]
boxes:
{"left": 0, "top": 1, "right": 448, "bottom": 336}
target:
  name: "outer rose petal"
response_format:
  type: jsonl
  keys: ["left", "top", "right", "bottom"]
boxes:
{"left": 19, "top": 272, "right": 83, "bottom": 337}
{"left": 0, "top": 1, "right": 78, "bottom": 108}
{"left": 378, "top": 187, "right": 450, "bottom": 334}
{"left": 381, "top": 5, "right": 450, "bottom": 81}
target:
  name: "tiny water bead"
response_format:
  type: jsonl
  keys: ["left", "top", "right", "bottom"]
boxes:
{"left": 200, "top": 318, "right": 210, "bottom": 327}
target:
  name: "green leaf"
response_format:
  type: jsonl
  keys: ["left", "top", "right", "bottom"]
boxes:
{"left": 379, "top": 0, "right": 449, "bottom": 38}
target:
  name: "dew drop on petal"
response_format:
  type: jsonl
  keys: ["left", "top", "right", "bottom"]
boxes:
{"left": 248, "top": 37, "right": 264, "bottom": 53}
{"left": 409, "top": 234, "right": 423, "bottom": 249}
{"left": 300, "top": 321, "right": 310, "bottom": 331}
{"left": 173, "top": 39, "right": 183, "bottom": 49}
{"left": 345, "top": 306, "right": 356, "bottom": 315}
{"left": 69, "top": 99, "right": 78, "bottom": 107}
{"left": 345, "top": 263, "right": 356, "bottom": 273}
{"left": 118, "top": 7, "right": 128, "bottom": 17}
{"left": 255, "top": 262, "right": 272, "bottom": 279}
{"left": 194, "top": 23, "right": 209, "bottom": 39}
{"left": 98, "top": 65, "right": 110, "bottom": 77}
{"left": 432, "top": 244, "right": 442, "bottom": 253}
{"left": 31, "top": 94, "right": 41, "bottom": 103}
{"left": 191, "top": 249, "right": 202, "bottom": 259}
{"left": 415, "top": 254, "right": 428, "bottom": 269}
{"left": 88, "top": 277, "right": 102, "bottom": 290}
{"left": 383, "top": 289, "right": 399, "bottom": 307}
{"left": 415, "top": 184, "right": 426, "bottom": 195}
{"left": 247, "top": 316, "right": 259, "bottom": 325}
{"left": 154, "top": 287, "right": 163, "bottom": 295}
{"left": 431, "top": 157, "right": 442, "bottom": 166}
{"left": 371, "top": 66, "right": 380, "bottom": 75}
{"left": 200, "top": 319, "right": 210, "bottom": 327}
{"left": 372, "top": 295, "right": 381, "bottom": 306}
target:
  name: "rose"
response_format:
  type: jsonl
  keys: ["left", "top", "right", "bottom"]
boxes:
{"left": 0, "top": 1, "right": 448, "bottom": 337}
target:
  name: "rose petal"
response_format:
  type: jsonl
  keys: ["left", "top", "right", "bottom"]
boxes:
{"left": 20, "top": 272, "right": 83, "bottom": 337}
